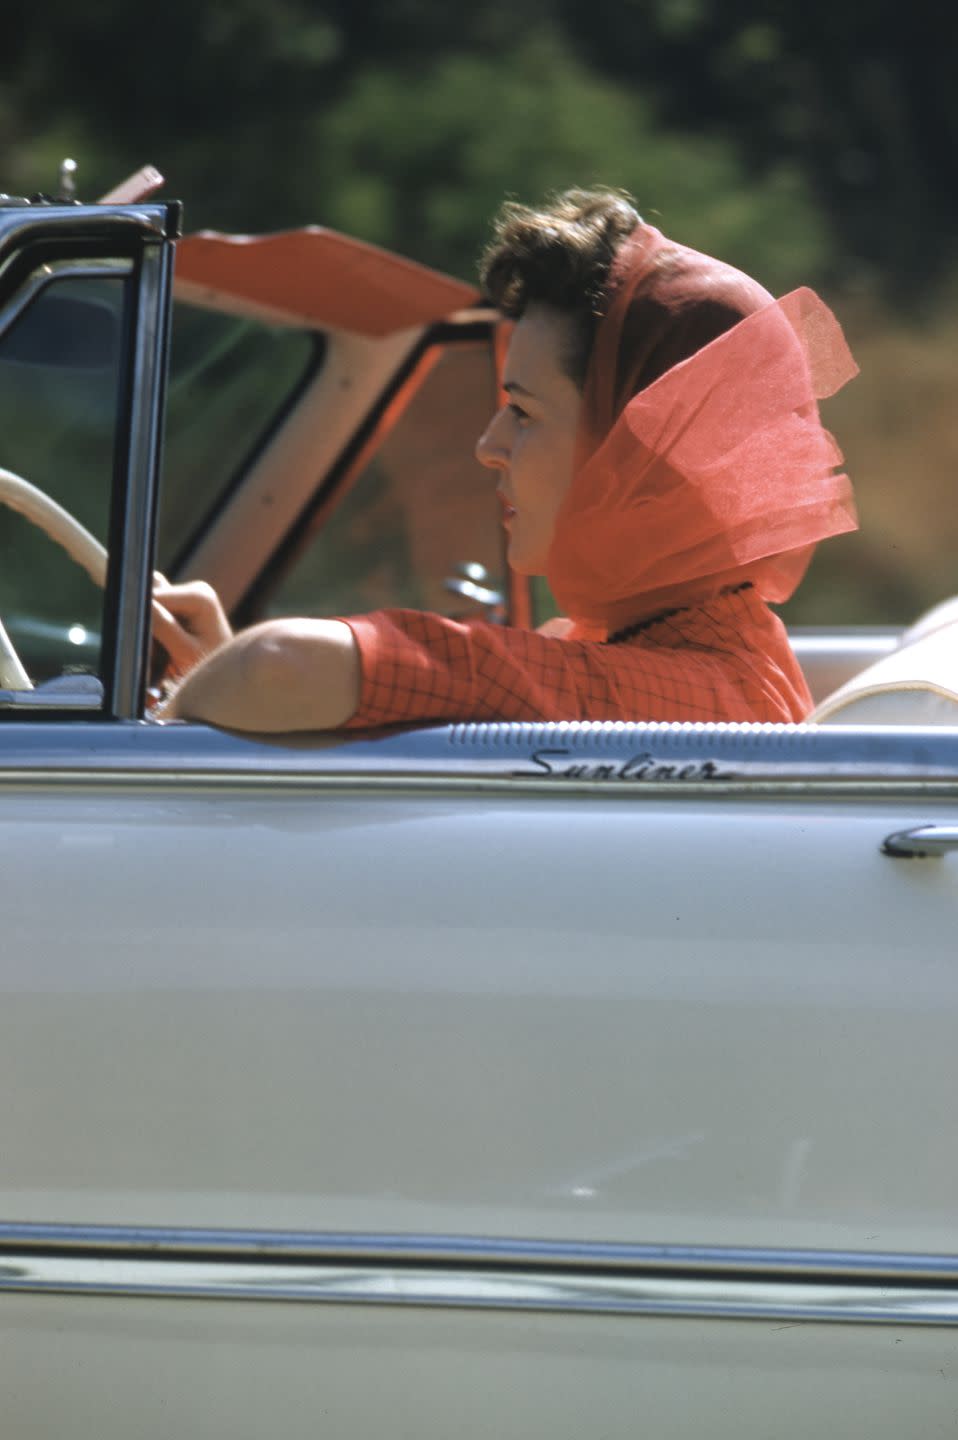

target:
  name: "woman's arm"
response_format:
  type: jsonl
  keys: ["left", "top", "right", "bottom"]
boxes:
{"left": 161, "top": 618, "right": 360, "bottom": 731}
{"left": 154, "top": 581, "right": 361, "bottom": 731}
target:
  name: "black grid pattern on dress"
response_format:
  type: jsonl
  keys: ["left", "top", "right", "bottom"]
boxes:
{"left": 343, "top": 586, "right": 811, "bottom": 728}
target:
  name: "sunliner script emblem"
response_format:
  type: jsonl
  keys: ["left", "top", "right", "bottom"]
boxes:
{"left": 516, "top": 748, "right": 732, "bottom": 782}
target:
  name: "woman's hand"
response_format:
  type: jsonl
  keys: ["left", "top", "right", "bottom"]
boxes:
{"left": 150, "top": 576, "right": 361, "bottom": 731}
{"left": 152, "top": 577, "right": 233, "bottom": 677}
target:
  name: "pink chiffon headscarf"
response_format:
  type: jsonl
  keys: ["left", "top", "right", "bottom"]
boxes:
{"left": 547, "top": 223, "right": 859, "bottom": 636}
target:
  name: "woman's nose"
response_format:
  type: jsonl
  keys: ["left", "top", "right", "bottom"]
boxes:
{"left": 475, "top": 408, "right": 509, "bottom": 469}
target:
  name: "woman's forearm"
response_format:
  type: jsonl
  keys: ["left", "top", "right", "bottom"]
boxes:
{"left": 162, "top": 619, "right": 361, "bottom": 732}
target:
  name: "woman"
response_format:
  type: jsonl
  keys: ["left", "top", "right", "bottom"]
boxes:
{"left": 156, "top": 189, "right": 857, "bottom": 730}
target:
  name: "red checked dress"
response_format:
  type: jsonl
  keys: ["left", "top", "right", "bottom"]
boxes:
{"left": 342, "top": 585, "right": 811, "bottom": 727}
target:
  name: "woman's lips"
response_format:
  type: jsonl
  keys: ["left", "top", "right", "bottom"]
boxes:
{"left": 496, "top": 490, "right": 517, "bottom": 524}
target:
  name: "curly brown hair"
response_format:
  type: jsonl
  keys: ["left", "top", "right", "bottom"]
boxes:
{"left": 478, "top": 188, "right": 641, "bottom": 386}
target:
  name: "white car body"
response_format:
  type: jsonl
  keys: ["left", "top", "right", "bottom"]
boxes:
{"left": 1, "top": 197, "right": 957, "bottom": 1438}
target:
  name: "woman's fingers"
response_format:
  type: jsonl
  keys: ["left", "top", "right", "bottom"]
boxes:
{"left": 154, "top": 578, "right": 216, "bottom": 616}
{"left": 149, "top": 579, "right": 233, "bottom": 687}
{"left": 150, "top": 598, "right": 202, "bottom": 673}
{"left": 152, "top": 579, "right": 233, "bottom": 655}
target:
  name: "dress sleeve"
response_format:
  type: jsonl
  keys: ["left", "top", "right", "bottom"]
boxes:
{"left": 341, "top": 609, "right": 590, "bottom": 727}
{"left": 339, "top": 591, "right": 810, "bottom": 727}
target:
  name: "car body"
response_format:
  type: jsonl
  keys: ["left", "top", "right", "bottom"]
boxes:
{"left": 1, "top": 196, "right": 958, "bottom": 1438}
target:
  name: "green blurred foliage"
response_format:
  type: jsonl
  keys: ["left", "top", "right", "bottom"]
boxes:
{"left": 556, "top": 0, "right": 956, "bottom": 303}
{"left": 312, "top": 32, "right": 829, "bottom": 292}
{"left": 3, "top": 0, "right": 951, "bottom": 298}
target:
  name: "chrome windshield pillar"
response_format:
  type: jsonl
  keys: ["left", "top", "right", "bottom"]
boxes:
{"left": 109, "top": 232, "right": 176, "bottom": 718}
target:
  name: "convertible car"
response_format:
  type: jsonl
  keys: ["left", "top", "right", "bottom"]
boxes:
{"left": 1, "top": 188, "right": 958, "bottom": 1439}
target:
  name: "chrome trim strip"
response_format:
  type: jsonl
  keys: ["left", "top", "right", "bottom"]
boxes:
{"left": 0, "top": 206, "right": 171, "bottom": 259}
{"left": 110, "top": 240, "right": 174, "bottom": 718}
{"left": 4, "top": 770, "right": 958, "bottom": 803}
{"left": 0, "top": 208, "right": 170, "bottom": 317}
{"left": 2, "top": 1226, "right": 958, "bottom": 1325}
{"left": 4, "top": 1256, "right": 958, "bottom": 1325}
{"left": 0, "top": 720, "right": 957, "bottom": 792}
{"left": 2, "top": 1222, "right": 957, "bottom": 1275}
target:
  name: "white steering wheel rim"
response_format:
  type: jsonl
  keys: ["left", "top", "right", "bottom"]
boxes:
{"left": 0, "top": 616, "right": 30, "bottom": 690}
{"left": 0, "top": 466, "right": 110, "bottom": 692}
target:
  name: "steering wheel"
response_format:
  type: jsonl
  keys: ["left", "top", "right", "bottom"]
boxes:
{"left": 0, "top": 465, "right": 182, "bottom": 693}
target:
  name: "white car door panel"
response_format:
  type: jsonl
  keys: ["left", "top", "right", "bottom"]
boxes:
{"left": 3, "top": 720, "right": 958, "bottom": 1440}
{"left": 6, "top": 1296, "right": 958, "bottom": 1440}
{"left": 1, "top": 722, "right": 956, "bottom": 1257}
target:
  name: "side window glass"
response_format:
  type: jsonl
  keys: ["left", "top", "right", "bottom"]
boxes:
{"left": 264, "top": 341, "right": 505, "bottom": 621}
{"left": 159, "top": 304, "right": 319, "bottom": 572}
{"left": 0, "top": 264, "right": 128, "bottom": 709}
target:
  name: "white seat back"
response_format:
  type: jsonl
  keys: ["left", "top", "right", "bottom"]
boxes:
{"left": 810, "top": 604, "right": 958, "bottom": 726}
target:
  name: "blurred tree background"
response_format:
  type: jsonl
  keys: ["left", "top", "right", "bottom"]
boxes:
{"left": 1, "top": 0, "right": 955, "bottom": 622}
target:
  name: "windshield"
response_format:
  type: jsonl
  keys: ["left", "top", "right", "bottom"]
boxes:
{"left": 0, "top": 268, "right": 128, "bottom": 687}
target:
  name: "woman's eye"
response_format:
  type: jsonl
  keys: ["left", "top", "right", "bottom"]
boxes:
{"left": 508, "top": 402, "right": 530, "bottom": 423}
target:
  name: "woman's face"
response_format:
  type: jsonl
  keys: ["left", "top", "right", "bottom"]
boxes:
{"left": 475, "top": 304, "right": 582, "bottom": 575}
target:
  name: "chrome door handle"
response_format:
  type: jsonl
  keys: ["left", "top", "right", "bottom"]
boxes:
{"left": 882, "top": 825, "right": 958, "bottom": 858}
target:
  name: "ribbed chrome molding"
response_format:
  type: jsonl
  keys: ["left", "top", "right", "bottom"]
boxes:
{"left": 2, "top": 1224, "right": 958, "bottom": 1326}
{"left": 0, "top": 719, "right": 957, "bottom": 794}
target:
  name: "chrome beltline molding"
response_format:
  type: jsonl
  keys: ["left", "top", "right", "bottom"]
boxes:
{"left": 7, "top": 770, "right": 958, "bottom": 802}
{"left": 0, "top": 720, "right": 957, "bottom": 794}
{"left": 3, "top": 1224, "right": 958, "bottom": 1326}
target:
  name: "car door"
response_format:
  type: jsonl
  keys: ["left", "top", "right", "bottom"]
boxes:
{"left": 2, "top": 200, "right": 958, "bottom": 1440}
{"left": 2, "top": 720, "right": 958, "bottom": 1439}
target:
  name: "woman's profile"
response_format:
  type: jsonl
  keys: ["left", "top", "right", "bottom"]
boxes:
{"left": 155, "top": 188, "right": 858, "bottom": 731}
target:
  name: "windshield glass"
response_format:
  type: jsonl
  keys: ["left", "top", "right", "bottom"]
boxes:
{"left": 158, "top": 301, "right": 320, "bottom": 571}
{"left": 0, "top": 267, "right": 127, "bottom": 688}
